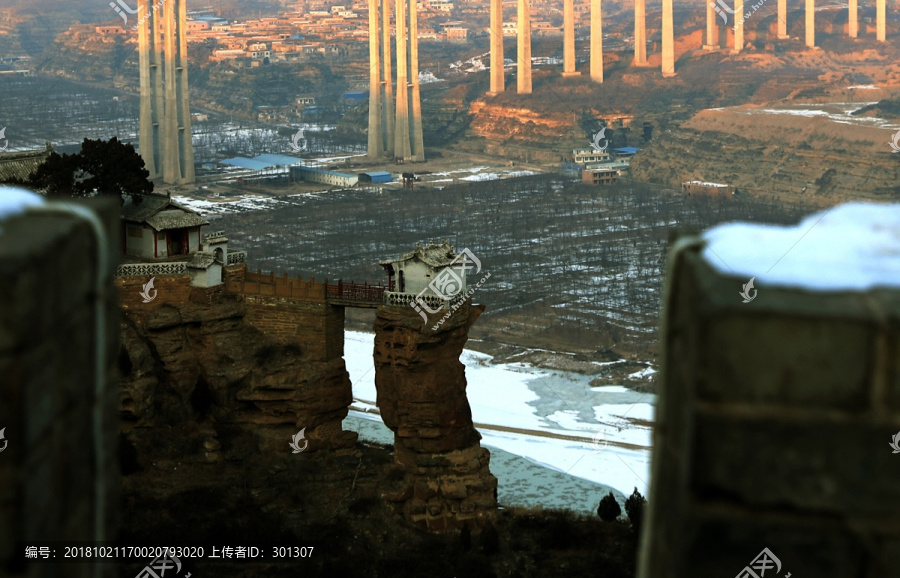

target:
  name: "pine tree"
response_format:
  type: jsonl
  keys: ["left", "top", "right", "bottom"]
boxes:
{"left": 597, "top": 491, "right": 621, "bottom": 522}
{"left": 624, "top": 487, "right": 647, "bottom": 535}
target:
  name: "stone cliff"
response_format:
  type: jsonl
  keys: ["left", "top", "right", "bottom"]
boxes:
{"left": 116, "top": 265, "right": 497, "bottom": 533}
{"left": 374, "top": 303, "right": 498, "bottom": 531}
{"left": 117, "top": 267, "right": 357, "bottom": 463}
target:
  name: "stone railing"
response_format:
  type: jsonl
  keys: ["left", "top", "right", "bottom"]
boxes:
{"left": 227, "top": 251, "right": 247, "bottom": 265}
{"left": 326, "top": 280, "right": 388, "bottom": 304}
{"left": 383, "top": 291, "right": 457, "bottom": 309}
{"left": 115, "top": 261, "right": 188, "bottom": 277}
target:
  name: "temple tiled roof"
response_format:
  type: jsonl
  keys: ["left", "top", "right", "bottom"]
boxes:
{"left": 0, "top": 148, "right": 51, "bottom": 183}
{"left": 380, "top": 240, "right": 458, "bottom": 268}
{"left": 122, "top": 193, "right": 209, "bottom": 231}
{"left": 145, "top": 209, "right": 209, "bottom": 232}
{"left": 187, "top": 251, "right": 217, "bottom": 269}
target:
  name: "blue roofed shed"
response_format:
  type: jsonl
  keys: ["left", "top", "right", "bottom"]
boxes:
{"left": 613, "top": 147, "right": 639, "bottom": 158}
{"left": 359, "top": 171, "right": 392, "bottom": 184}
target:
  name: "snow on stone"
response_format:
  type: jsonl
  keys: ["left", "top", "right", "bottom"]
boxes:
{"left": 702, "top": 202, "right": 900, "bottom": 291}
{"left": 628, "top": 366, "right": 658, "bottom": 379}
{"left": 418, "top": 70, "right": 444, "bottom": 84}
{"left": 0, "top": 186, "right": 44, "bottom": 221}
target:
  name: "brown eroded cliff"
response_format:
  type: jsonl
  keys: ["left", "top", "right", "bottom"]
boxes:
{"left": 374, "top": 303, "right": 498, "bottom": 531}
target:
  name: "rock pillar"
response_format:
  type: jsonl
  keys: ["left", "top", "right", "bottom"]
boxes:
{"left": 634, "top": 0, "right": 647, "bottom": 65}
{"left": 489, "top": 0, "right": 505, "bottom": 93}
{"left": 590, "top": 0, "right": 603, "bottom": 82}
{"left": 373, "top": 304, "right": 498, "bottom": 531}
{"left": 563, "top": 0, "right": 579, "bottom": 76}
{"left": 778, "top": 0, "right": 788, "bottom": 38}
{"left": 848, "top": 0, "right": 858, "bottom": 38}
{"left": 733, "top": 0, "right": 744, "bottom": 53}
{"left": 367, "top": 0, "right": 384, "bottom": 159}
{"left": 806, "top": 0, "right": 815, "bottom": 47}
{"left": 661, "top": 0, "right": 675, "bottom": 77}
{"left": 517, "top": 0, "right": 532, "bottom": 93}
{"left": 877, "top": 0, "right": 886, "bottom": 41}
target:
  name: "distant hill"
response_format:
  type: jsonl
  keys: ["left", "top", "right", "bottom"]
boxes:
{"left": 0, "top": 0, "right": 283, "bottom": 57}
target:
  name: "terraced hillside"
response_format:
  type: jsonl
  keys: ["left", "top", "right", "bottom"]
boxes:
{"left": 212, "top": 175, "right": 809, "bottom": 355}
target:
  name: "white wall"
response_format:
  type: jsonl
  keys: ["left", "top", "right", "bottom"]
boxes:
{"left": 395, "top": 260, "right": 467, "bottom": 298}
{"left": 189, "top": 263, "right": 223, "bottom": 287}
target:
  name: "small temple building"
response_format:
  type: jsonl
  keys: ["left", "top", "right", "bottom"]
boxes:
{"left": 121, "top": 193, "right": 208, "bottom": 260}
{"left": 118, "top": 192, "right": 241, "bottom": 288}
{"left": 380, "top": 240, "right": 469, "bottom": 307}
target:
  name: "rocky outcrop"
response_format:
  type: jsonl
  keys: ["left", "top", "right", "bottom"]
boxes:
{"left": 373, "top": 303, "right": 498, "bottom": 531}
{"left": 116, "top": 273, "right": 357, "bottom": 463}
{"left": 631, "top": 105, "right": 900, "bottom": 203}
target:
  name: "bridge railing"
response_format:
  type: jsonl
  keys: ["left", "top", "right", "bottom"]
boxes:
{"left": 326, "top": 280, "right": 389, "bottom": 303}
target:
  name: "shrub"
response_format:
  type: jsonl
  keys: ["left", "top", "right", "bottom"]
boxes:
{"left": 597, "top": 491, "right": 621, "bottom": 522}
{"left": 624, "top": 488, "right": 647, "bottom": 536}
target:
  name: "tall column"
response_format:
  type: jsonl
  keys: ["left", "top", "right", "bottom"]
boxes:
{"left": 175, "top": 0, "right": 194, "bottom": 183}
{"left": 848, "top": 0, "right": 858, "bottom": 37}
{"left": 590, "top": 0, "right": 603, "bottom": 82}
{"left": 634, "top": 0, "right": 647, "bottom": 65}
{"left": 409, "top": 0, "right": 424, "bottom": 160}
{"left": 704, "top": 0, "right": 718, "bottom": 49}
{"left": 382, "top": 0, "right": 395, "bottom": 157}
{"left": 163, "top": 0, "right": 177, "bottom": 184}
{"left": 517, "top": 0, "right": 532, "bottom": 93}
{"left": 489, "top": 0, "right": 504, "bottom": 93}
{"left": 778, "top": 0, "right": 788, "bottom": 38}
{"left": 805, "top": 0, "right": 815, "bottom": 47}
{"left": 563, "top": 0, "right": 579, "bottom": 76}
{"left": 733, "top": 0, "right": 744, "bottom": 52}
{"left": 162, "top": 0, "right": 188, "bottom": 183}
{"left": 139, "top": 0, "right": 195, "bottom": 184}
{"left": 367, "top": 0, "right": 384, "bottom": 159}
{"left": 151, "top": 1, "right": 164, "bottom": 172}
{"left": 661, "top": 0, "right": 674, "bottom": 76}
{"left": 138, "top": 0, "right": 159, "bottom": 178}
{"left": 393, "top": 0, "right": 412, "bottom": 159}
{"left": 877, "top": 0, "right": 886, "bottom": 41}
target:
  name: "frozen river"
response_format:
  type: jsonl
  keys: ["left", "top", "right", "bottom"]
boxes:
{"left": 342, "top": 331, "right": 655, "bottom": 514}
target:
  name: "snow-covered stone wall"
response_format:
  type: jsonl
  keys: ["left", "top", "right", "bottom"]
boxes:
{"left": 640, "top": 203, "right": 900, "bottom": 577}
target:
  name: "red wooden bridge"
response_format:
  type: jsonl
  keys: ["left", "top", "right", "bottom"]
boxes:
{"left": 326, "top": 280, "right": 391, "bottom": 308}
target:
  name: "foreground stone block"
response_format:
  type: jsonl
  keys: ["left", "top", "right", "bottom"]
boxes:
{"left": 0, "top": 195, "right": 120, "bottom": 578}
{"left": 639, "top": 204, "right": 900, "bottom": 578}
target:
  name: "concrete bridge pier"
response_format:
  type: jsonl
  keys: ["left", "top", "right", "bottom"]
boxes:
{"left": 703, "top": 0, "right": 719, "bottom": 50}
{"left": 806, "top": 0, "right": 816, "bottom": 47}
{"left": 778, "top": 0, "right": 789, "bottom": 38}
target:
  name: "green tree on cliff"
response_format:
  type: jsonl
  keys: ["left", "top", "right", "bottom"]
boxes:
{"left": 15, "top": 137, "right": 153, "bottom": 203}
